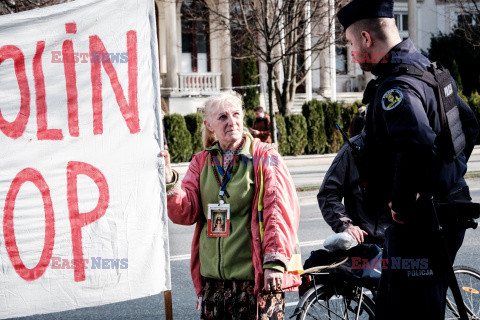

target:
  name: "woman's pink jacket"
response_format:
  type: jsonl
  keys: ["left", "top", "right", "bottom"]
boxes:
{"left": 167, "top": 138, "right": 301, "bottom": 296}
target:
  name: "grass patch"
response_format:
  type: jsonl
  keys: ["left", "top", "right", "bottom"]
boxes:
{"left": 465, "top": 171, "right": 480, "bottom": 179}
{"left": 296, "top": 186, "right": 321, "bottom": 192}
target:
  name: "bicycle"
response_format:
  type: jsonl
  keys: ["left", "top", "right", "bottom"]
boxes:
{"left": 291, "top": 246, "right": 378, "bottom": 320}
{"left": 446, "top": 266, "right": 480, "bottom": 320}
{"left": 292, "top": 249, "right": 480, "bottom": 320}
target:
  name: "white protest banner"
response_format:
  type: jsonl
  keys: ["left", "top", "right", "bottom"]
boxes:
{"left": 0, "top": 0, "right": 170, "bottom": 318}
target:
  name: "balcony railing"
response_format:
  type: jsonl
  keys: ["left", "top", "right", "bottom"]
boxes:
{"left": 178, "top": 72, "right": 221, "bottom": 94}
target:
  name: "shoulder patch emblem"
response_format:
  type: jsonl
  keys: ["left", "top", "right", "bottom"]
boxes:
{"left": 381, "top": 88, "right": 403, "bottom": 111}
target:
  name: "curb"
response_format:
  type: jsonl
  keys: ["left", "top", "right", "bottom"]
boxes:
{"left": 171, "top": 145, "right": 480, "bottom": 173}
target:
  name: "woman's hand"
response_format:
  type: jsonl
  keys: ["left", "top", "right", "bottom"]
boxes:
{"left": 160, "top": 145, "right": 174, "bottom": 184}
{"left": 263, "top": 268, "right": 283, "bottom": 292}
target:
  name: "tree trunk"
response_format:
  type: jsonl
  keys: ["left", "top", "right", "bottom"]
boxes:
{"left": 267, "top": 63, "right": 277, "bottom": 144}
{"left": 286, "top": 76, "right": 297, "bottom": 115}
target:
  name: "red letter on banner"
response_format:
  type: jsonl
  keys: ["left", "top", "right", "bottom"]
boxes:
{"left": 3, "top": 168, "right": 55, "bottom": 281}
{"left": 34, "top": 41, "right": 63, "bottom": 140}
{"left": 67, "top": 161, "right": 109, "bottom": 282}
{"left": 63, "top": 39, "right": 79, "bottom": 137}
{"left": 0, "top": 45, "right": 30, "bottom": 139}
{"left": 89, "top": 30, "right": 139, "bottom": 135}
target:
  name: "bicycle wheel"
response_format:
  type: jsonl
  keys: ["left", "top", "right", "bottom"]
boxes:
{"left": 297, "top": 285, "right": 376, "bottom": 320}
{"left": 445, "top": 266, "right": 480, "bottom": 320}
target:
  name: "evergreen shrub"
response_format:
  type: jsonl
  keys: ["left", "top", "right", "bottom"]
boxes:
{"left": 244, "top": 109, "right": 256, "bottom": 129}
{"left": 429, "top": 30, "right": 480, "bottom": 95}
{"left": 323, "top": 101, "right": 344, "bottom": 153}
{"left": 275, "top": 114, "right": 289, "bottom": 155}
{"left": 241, "top": 37, "right": 260, "bottom": 111}
{"left": 302, "top": 99, "right": 327, "bottom": 154}
{"left": 164, "top": 114, "right": 193, "bottom": 163}
{"left": 468, "top": 91, "right": 480, "bottom": 144}
{"left": 342, "top": 100, "right": 363, "bottom": 136}
{"left": 184, "top": 113, "right": 204, "bottom": 154}
{"left": 285, "top": 114, "right": 308, "bottom": 156}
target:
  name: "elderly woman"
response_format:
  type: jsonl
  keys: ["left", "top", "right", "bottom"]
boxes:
{"left": 161, "top": 92, "right": 300, "bottom": 319}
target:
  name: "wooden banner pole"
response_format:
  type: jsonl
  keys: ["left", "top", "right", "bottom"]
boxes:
{"left": 164, "top": 290, "right": 173, "bottom": 320}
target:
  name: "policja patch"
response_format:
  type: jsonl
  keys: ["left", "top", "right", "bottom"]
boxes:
{"left": 382, "top": 88, "right": 403, "bottom": 111}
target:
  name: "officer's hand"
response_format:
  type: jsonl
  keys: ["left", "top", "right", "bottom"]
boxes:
{"left": 264, "top": 268, "right": 283, "bottom": 292}
{"left": 389, "top": 202, "right": 405, "bottom": 224}
{"left": 344, "top": 225, "right": 368, "bottom": 243}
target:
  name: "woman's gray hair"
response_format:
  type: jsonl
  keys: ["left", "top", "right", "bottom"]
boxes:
{"left": 202, "top": 91, "right": 244, "bottom": 148}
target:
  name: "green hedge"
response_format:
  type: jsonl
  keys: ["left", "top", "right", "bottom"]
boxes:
{"left": 168, "top": 94, "right": 480, "bottom": 161}
{"left": 285, "top": 114, "right": 308, "bottom": 156}
{"left": 275, "top": 114, "right": 289, "bottom": 155}
{"left": 342, "top": 100, "right": 363, "bottom": 136}
{"left": 324, "top": 101, "right": 344, "bottom": 153}
{"left": 241, "top": 37, "right": 260, "bottom": 111}
{"left": 467, "top": 91, "right": 480, "bottom": 144}
{"left": 244, "top": 109, "right": 256, "bottom": 128}
{"left": 468, "top": 91, "right": 480, "bottom": 114}
{"left": 302, "top": 99, "right": 327, "bottom": 154}
{"left": 164, "top": 114, "right": 193, "bottom": 163}
{"left": 184, "top": 113, "right": 204, "bottom": 154}
{"left": 429, "top": 30, "right": 480, "bottom": 95}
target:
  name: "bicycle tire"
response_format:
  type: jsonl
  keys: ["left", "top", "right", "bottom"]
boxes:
{"left": 296, "top": 285, "right": 376, "bottom": 320}
{"left": 445, "top": 265, "right": 480, "bottom": 320}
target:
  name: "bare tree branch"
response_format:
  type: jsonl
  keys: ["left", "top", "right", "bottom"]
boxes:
{"left": 0, "top": 0, "right": 72, "bottom": 15}
{"left": 454, "top": 0, "right": 480, "bottom": 46}
{"left": 168, "top": 0, "right": 337, "bottom": 119}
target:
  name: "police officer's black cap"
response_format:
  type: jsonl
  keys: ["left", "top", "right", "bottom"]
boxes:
{"left": 337, "top": 0, "right": 395, "bottom": 31}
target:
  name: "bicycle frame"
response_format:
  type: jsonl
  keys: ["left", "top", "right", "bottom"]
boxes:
{"left": 292, "top": 270, "right": 372, "bottom": 320}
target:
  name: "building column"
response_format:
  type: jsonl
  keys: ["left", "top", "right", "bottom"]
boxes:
{"left": 319, "top": 0, "right": 331, "bottom": 96}
{"left": 304, "top": 0, "right": 313, "bottom": 101}
{"left": 206, "top": 0, "right": 232, "bottom": 89}
{"left": 218, "top": 1, "right": 232, "bottom": 89}
{"left": 208, "top": 11, "right": 221, "bottom": 74}
{"left": 408, "top": 0, "right": 418, "bottom": 47}
{"left": 177, "top": 4, "right": 183, "bottom": 74}
{"left": 156, "top": 0, "right": 167, "bottom": 74}
{"left": 165, "top": 0, "right": 178, "bottom": 91}
{"left": 328, "top": 0, "right": 336, "bottom": 101}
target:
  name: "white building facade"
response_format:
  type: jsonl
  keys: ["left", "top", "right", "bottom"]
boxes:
{"left": 155, "top": 0, "right": 468, "bottom": 115}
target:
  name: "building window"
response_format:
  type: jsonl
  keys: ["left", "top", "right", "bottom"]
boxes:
{"left": 395, "top": 13, "right": 409, "bottom": 40}
{"left": 181, "top": 2, "right": 210, "bottom": 73}
{"left": 395, "top": 13, "right": 408, "bottom": 31}
{"left": 336, "top": 46, "right": 347, "bottom": 74}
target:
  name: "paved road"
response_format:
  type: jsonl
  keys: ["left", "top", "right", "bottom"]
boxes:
{"left": 15, "top": 185, "right": 480, "bottom": 320}
{"left": 288, "top": 151, "right": 480, "bottom": 189}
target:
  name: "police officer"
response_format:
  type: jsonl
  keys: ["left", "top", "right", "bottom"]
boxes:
{"left": 336, "top": 0, "right": 479, "bottom": 319}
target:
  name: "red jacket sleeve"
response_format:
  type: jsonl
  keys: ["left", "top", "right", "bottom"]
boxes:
{"left": 166, "top": 152, "right": 204, "bottom": 226}
{"left": 260, "top": 147, "right": 300, "bottom": 267}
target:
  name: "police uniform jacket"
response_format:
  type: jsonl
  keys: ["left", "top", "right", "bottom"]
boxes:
{"left": 363, "top": 39, "right": 478, "bottom": 217}
{"left": 318, "top": 132, "right": 390, "bottom": 243}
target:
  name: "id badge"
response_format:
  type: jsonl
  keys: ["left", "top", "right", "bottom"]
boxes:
{"left": 207, "top": 203, "right": 230, "bottom": 237}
